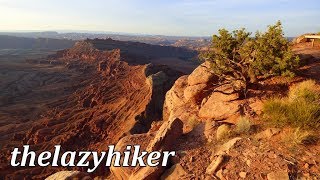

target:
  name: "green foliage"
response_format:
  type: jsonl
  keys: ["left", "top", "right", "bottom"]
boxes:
{"left": 199, "top": 28, "right": 252, "bottom": 94}
{"left": 236, "top": 116, "right": 251, "bottom": 134}
{"left": 251, "top": 21, "right": 300, "bottom": 77}
{"left": 263, "top": 80, "right": 320, "bottom": 129}
{"left": 200, "top": 21, "right": 300, "bottom": 96}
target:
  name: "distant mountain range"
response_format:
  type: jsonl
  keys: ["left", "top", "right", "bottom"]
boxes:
{"left": 0, "top": 35, "right": 75, "bottom": 50}
{"left": 0, "top": 31, "right": 296, "bottom": 51}
{"left": 0, "top": 31, "right": 211, "bottom": 50}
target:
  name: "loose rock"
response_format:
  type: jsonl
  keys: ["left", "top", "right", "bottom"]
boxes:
{"left": 267, "top": 171, "right": 289, "bottom": 180}
{"left": 45, "top": 171, "right": 91, "bottom": 180}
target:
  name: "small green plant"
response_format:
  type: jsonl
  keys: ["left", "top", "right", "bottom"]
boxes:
{"left": 216, "top": 124, "right": 231, "bottom": 140}
{"left": 236, "top": 116, "right": 251, "bottom": 134}
{"left": 283, "top": 128, "right": 317, "bottom": 146}
{"left": 263, "top": 80, "right": 320, "bottom": 129}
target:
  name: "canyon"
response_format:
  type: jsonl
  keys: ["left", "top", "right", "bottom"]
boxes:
{"left": 0, "top": 38, "right": 319, "bottom": 179}
{"left": 0, "top": 39, "right": 192, "bottom": 179}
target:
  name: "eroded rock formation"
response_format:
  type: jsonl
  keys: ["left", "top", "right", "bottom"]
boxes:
{"left": 110, "top": 118, "right": 183, "bottom": 180}
{"left": 0, "top": 40, "right": 181, "bottom": 179}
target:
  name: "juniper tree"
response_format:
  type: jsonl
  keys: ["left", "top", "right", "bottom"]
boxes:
{"left": 200, "top": 21, "right": 299, "bottom": 97}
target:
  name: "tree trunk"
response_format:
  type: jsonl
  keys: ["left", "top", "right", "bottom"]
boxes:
{"left": 248, "top": 67, "right": 257, "bottom": 83}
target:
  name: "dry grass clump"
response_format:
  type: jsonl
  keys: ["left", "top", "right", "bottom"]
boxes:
{"left": 263, "top": 80, "right": 320, "bottom": 129}
{"left": 288, "top": 80, "right": 320, "bottom": 102}
{"left": 216, "top": 124, "right": 231, "bottom": 140}
{"left": 236, "top": 116, "right": 251, "bottom": 135}
{"left": 283, "top": 128, "right": 317, "bottom": 146}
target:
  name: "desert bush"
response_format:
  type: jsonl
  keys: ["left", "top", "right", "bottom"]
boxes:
{"left": 263, "top": 80, "right": 320, "bottom": 129}
{"left": 236, "top": 116, "right": 251, "bottom": 134}
{"left": 216, "top": 124, "right": 231, "bottom": 140}
{"left": 200, "top": 21, "right": 299, "bottom": 96}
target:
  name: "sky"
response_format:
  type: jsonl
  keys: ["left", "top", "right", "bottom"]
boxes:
{"left": 0, "top": 0, "right": 319, "bottom": 37}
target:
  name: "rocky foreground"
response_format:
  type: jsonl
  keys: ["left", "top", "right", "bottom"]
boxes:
{"left": 1, "top": 40, "right": 320, "bottom": 179}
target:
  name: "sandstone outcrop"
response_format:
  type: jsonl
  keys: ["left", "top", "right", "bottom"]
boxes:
{"left": 163, "top": 61, "right": 243, "bottom": 131}
{"left": 110, "top": 118, "right": 183, "bottom": 180}
{"left": 187, "top": 61, "right": 215, "bottom": 86}
{"left": 198, "top": 85, "right": 240, "bottom": 120}
{"left": 0, "top": 40, "right": 182, "bottom": 179}
{"left": 183, "top": 84, "right": 207, "bottom": 102}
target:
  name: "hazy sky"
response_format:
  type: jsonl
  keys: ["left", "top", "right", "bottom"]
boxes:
{"left": 0, "top": 0, "right": 319, "bottom": 36}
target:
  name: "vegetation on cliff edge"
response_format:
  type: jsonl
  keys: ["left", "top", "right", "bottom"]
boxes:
{"left": 200, "top": 21, "right": 300, "bottom": 97}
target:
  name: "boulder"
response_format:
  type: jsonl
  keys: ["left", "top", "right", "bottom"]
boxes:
{"left": 147, "top": 118, "right": 183, "bottom": 152}
{"left": 199, "top": 91, "right": 240, "bottom": 120}
{"left": 183, "top": 84, "right": 207, "bottom": 102}
{"left": 45, "top": 171, "right": 91, "bottom": 180}
{"left": 163, "top": 76, "right": 188, "bottom": 121}
{"left": 161, "top": 164, "right": 187, "bottom": 180}
{"left": 215, "top": 137, "right": 242, "bottom": 156}
{"left": 267, "top": 171, "right": 289, "bottom": 180}
{"left": 187, "top": 61, "right": 216, "bottom": 86}
{"left": 110, "top": 134, "right": 153, "bottom": 180}
{"left": 163, "top": 75, "right": 201, "bottom": 130}
{"left": 110, "top": 118, "right": 183, "bottom": 180}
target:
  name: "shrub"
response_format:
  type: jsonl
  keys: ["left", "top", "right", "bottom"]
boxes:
{"left": 200, "top": 21, "right": 299, "bottom": 97}
{"left": 252, "top": 22, "right": 300, "bottom": 77}
{"left": 263, "top": 80, "right": 320, "bottom": 129}
{"left": 216, "top": 124, "right": 231, "bottom": 140}
{"left": 236, "top": 116, "right": 251, "bottom": 134}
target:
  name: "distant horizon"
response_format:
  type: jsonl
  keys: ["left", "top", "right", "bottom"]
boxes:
{"left": 0, "top": 0, "right": 319, "bottom": 37}
{"left": 0, "top": 30, "right": 303, "bottom": 38}
{"left": 0, "top": 30, "right": 214, "bottom": 38}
